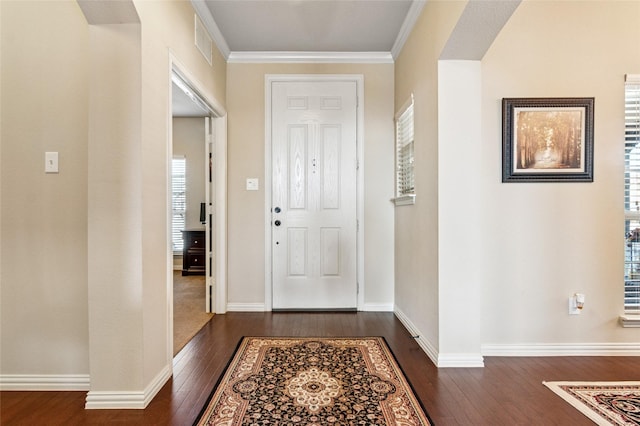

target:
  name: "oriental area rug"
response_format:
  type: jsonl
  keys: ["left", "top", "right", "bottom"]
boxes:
{"left": 195, "top": 337, "right": 433, "bottom": 426}
{"left": 543, "top": 381, "right": 640, "bottom": 425}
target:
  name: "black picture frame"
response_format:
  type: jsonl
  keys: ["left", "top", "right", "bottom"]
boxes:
{"left": 502, "top": 97, "right": 594, "bottom": 182}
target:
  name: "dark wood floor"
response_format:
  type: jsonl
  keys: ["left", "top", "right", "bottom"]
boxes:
{"left": 2, "top": 312, "right": 639, "bottom": 425}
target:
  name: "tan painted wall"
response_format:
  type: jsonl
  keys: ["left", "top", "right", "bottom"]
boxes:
{"left": 393, "top": 1, "right": 467, "bottom": 353}
{"left": 226, "top": 63, "right": 395, "bottom": 309}
{"left": 395, "top": 0, "right": 640, "bottom": 358}
{"left": 173, "top": 118, "right": 207, "bottom": 231}
{"left": 1, "top": 0, "right": 90, "bottom": 375}
{"left": 135, "top": 0, "right": 225, "bottom": 388}
{"left": 1, "top": 0, "right": 227, "bottom": 395}
{"left": 479, "top": 0, "right": 640, "bottom": 345}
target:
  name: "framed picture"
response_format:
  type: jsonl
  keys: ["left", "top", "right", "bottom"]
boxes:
{"left": 502, "top": 97, "right": 594, "bottom": 182}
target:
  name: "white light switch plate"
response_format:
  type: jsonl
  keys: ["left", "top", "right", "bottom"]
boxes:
{"left": 246, "top": 178, "right": 259, "bottom": 191}
{"left": 45, "top": 152, "right": 59, "bottom": 173}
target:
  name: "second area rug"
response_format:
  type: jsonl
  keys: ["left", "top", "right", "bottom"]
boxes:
{"left": 195, "top": 337, "right": 432, "bottom": 425}
{"left": 543, "top": 381, "right": 640, "bottom": 425}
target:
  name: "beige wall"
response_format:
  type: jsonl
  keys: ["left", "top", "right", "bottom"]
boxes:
{"left": 394, "top": 1, "right": 466, "bottom": 355}
{"left": 479, "top": 0, "right": 640, "bottom": 346}
{"left": 135, "top": 0, "right": 225, "bottom": 390}
{"left": 173, "top": 118, "right": 207, "bottom": 231}
{"left": 1, "top": 0, "right": 90, "bottom": 376}
{"left": 395, "top": 0, "right": 640, "bottom": 362}
{"left": 1, "top": 0, "right": 227, "bottom": 400}
{"left": 226, "top": 63, "right": 395, "bottom": 309}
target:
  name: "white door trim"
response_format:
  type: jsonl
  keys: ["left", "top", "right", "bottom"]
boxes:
{"left": 168, "top": 56, "right": 228, "bottom": 365}
{"left": 264, "top": 74, "right": 364, "bottom": 311}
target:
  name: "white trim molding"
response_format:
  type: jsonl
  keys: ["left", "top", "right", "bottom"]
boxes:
{"left": 394, "top": 308, "right": 438, "bottom": 366}
{"left": 391, "top": 0, "right": 426, "bottom": 59}
{"left": 392, "top": 195, "right": 416, "bottom": 206}
{"left": 0, "top": 374, "right": 90, "bottom": 391}
{"left": 395, "top": 307, "right": 485, "bottom": 368}
{"left": 85, "top": 364, "right": 171, "bottom": 409}
{"left": 229, "top": 51, "right": 394, "bottom": 64}
{"left": 620, "top": 314, "right": 640, "bottom": 328}
{"left": 482, "top": 343, "right": 640, "bottom": 357}
{"left": 626, "top": 74, "right": 640, "bottom": 84}
{"left": 360, "top": 303, "right": 394, "bottom": 312}
{"left": 226, "top": 303, "right": 266, "bottom": 312}
{"left": 437, "top": 353, "right": 485, "bottom": 368}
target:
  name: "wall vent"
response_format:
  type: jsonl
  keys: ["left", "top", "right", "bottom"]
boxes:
{"left": 195, "top": 14, "right": 213, "bottom": 66}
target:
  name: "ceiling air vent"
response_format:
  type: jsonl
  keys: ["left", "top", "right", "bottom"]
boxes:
{"left": 195, "top": 14, "right": 213, "bottom": 66}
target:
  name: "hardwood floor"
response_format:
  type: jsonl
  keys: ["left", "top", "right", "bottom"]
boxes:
{"left": 2, "top": 312, "right": 639, "bottom": 425}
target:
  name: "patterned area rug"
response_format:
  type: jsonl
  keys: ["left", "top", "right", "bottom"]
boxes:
{"left": 195, "top": 337, "right": 432, "bottom": 425}
{"left": 543, "top": 381, "right": 640, "bottom": 425}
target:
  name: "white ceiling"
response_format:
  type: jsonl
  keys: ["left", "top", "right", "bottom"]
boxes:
{"left": 191, "top": 0, "right": 426, "bottom": 61}
{"left": 201, "top": 0, "right": 414, "bottom": 53}
{"left": 175, "top": 0, "right": 423, "bottom": 116}
{"left": 174, "top": 0, "right": 521, "bottom": 116}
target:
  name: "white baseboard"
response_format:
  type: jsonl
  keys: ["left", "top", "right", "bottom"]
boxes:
{"left": 226, "top": 303, "right": 266, "bottom": 312}
{"left": 482, "top": 343, "right": 640, "bottom": 357}
{"left": 394, "top": 307, "right": 484, "bottom": 368}
{"left": 360, "top": 303, "right": 394, "bottom": 312}
{"left": 85, "top": 364, "right": 172, "bottom": 409}
{"left": 394, "top": 307, "right": 439, "bottom": 366}
{"left": 226, "top": 303, "right": 392, "bottom": 312}
{"left": 437, "top": 353, "right": 485, "bottom": 368}
{"left": 0, "top": 374, "right": 90, "bottom": 391}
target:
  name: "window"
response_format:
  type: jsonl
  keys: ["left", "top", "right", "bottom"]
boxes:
{"left": 394, "top": 95, "right": 415, "bottom": 205}
{"left": 624, "top": 74, "right": 640, "bottom": 313}
{"left": 172, "top": 156, "right": 186, "bottom": 253}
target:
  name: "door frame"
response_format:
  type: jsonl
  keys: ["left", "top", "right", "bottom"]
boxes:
{"left": 264, "top": 74, "right": 364, "bottom": 311}
{"left": 168, "top": 56, "right": 228, "bottom": 321}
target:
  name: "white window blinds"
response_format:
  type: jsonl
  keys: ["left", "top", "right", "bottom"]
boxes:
{"left": 172, "top": 157, "right": 186, "bottom": 253}
{"left": 396, "top": 96, "right": 415, "bottom": 198}
{"left": 624, "top": 74, "right": 640, "bottom": 312}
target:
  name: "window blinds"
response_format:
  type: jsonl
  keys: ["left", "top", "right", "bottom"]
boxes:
{"left": 172, "top": 157, "right": 186, "bottom": 253}
{"left": 396, "top": 97, "right": 415, "bottom": 196}
{"left": 624, "top": 74, "right": 640, "bottom": 312}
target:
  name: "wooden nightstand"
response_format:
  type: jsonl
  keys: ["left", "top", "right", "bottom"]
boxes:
{"left": 181, "top": 229, "right": 205, "bottom": 276}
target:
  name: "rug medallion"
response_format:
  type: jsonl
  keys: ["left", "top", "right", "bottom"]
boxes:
{"left": 544, "top": 381, "right": 640, "bottom": 425}
{"left": 195, "top": 337, "right": 432, "bottom": 425}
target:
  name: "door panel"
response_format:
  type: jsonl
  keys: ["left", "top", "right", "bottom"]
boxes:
{"left": 271, "top": 80, "right": 357, "bottom": 310}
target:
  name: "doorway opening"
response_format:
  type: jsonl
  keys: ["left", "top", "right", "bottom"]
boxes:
{"left": 170, "top": 64, "right": 227, "bottom": 356}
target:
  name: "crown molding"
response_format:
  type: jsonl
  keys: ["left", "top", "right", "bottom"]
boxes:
{"left": 228, "top": 51, "right": 394, "bottom": 64}
{"left": 391, "top": 0, "right": 426, "bottom": 59}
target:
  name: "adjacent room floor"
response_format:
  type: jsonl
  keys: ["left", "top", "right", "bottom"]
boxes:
{"left": 173, "top": 271, "right": 213, "bottom": 355}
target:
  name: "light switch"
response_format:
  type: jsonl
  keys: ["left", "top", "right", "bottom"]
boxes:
{"left": 45, "top": 152, "right": 59, "bottom": 173}
{"left": 246, "top": 178, "right": 259, "bottom": 191}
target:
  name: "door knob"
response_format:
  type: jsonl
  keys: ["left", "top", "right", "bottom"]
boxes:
{"left": 274, "top": 207, "right": 281, "bottom": 213}
{"left": 274, "top": 220, "right": 281, "bottom": 226}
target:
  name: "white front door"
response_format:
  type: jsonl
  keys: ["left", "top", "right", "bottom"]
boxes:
{"left": 271, "top": 80, "right": 358, "bottom": 310}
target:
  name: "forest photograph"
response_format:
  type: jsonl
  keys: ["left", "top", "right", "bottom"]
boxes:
{"left": 502, "top": 97, "right": 594, "bottom": 182}
{"left": 513, "top": 108, "right": 584, "bottom": 172}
